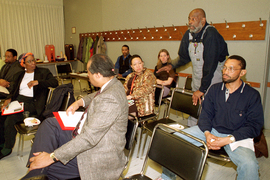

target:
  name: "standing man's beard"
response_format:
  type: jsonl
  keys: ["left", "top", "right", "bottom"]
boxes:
{"left": 189, "top": 21, "right": 203, "bottom": 33}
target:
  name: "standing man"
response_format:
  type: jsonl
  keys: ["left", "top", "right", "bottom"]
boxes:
{"left": 115, "top": 45, "right": 132, "bottom": 77}
{"left": 157, "top": 8, "right": 229, "bottom": 126}
{"left": 161, "top": 55, "right": 264, "bottom": 180}
{"left": 0, "top": 49, "right": 23, "bottom": 94}
{"left": 21, "top": 54, "right": 128, "bottom": 180}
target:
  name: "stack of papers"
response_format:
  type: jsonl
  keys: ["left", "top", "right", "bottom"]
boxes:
{"left": 53, "top": 111, "right": 85, "bottom": 130}
{"left": 2, "top": 101, "right": 24, "bottom": 115}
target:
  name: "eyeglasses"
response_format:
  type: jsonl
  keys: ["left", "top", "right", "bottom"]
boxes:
{"left": 221, "top": 66, "right": 242, "bottom": 73}
{"left": 25, "top": 59, "right": 36, "bottom": 64}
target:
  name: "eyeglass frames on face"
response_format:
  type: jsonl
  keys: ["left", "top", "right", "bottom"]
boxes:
{"left": 25, "top": 59, "right": 36, "bottom": 64}
{"left": 221, "top": 66, "right": 242, "bottom": 73}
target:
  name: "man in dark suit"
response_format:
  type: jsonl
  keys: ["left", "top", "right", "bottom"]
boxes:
{"left": 0, "top": 52, "right": 58, "bottom": 159}
{"left": 0, "top": 49, "right": 24, "bottom": 151}
{"left": 0, "top": 49, "right": 23, "bottom": 95}
{"left": 22, "top": 54, "right": 129, "bottom": 180}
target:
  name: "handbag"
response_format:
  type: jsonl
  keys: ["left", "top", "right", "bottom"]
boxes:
{"left": 254, "top": 130, "right": 268, "bottom": 158}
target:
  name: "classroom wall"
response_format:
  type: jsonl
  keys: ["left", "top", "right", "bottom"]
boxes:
{"left": 7, "top": 0, "right": 62, "bottom": 6}
{"left": 63, "top": 0, "right": 270, "bottom": 129}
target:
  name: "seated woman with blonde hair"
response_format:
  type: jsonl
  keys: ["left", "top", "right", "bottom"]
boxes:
{"left": 124, "top": 55, "right": 156, "bottom": 117}
{"left": 154, "top": 49, "right": 175, "bottom": 103}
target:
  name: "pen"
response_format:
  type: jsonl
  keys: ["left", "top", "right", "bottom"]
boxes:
{"left": 3, "top": 102, "right": 11, "bottom": 111}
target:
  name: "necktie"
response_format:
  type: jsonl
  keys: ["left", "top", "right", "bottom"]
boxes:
{"left": 72, "top": 90, "right": 101, "bottom": 138}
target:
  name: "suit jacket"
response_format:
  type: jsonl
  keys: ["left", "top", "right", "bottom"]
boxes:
{"left": 0, "top": 60, "right": 24, "bottom": 90}
{"left": 7, "top": 67, "right": 58, "bottom": 117}
{"left": 54, "top": 77, "right": 129, "bottom": 180}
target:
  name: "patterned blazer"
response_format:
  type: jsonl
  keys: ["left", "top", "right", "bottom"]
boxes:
{"left": 124, "top": 68, "right": 156, "bottom": 116}
{"left": 54, "top": 77, "right": 129, "bottom": 180}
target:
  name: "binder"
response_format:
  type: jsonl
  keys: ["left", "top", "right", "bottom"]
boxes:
{"left": 53, "top": 111, "right": 84, "bottom": 130}
{"left": 2, "top": 102, "right": 24, "bottom": 115}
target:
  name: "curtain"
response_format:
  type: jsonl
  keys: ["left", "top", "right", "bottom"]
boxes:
{"left": 0, "top": 0, "right": 64, "bottom": 59}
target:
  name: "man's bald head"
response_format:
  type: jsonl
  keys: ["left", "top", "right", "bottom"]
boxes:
{"left": 192, "top": 8, "right": 205, "bottom": 17}
{"left": 188, "top": 8, "right": 206, "bottom": 33}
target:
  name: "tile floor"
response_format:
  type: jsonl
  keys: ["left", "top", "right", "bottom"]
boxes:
{"left": 0, "top": 79, "right": 269, "bottom": 180}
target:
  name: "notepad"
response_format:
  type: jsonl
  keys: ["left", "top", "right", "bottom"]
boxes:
{"left": 1, "top": 101, "right": 24, "bottom": 115}
{"left": 53, "top": 111, "right": 85, "bottom": 130}
{"left": 0, "top": 86, "right": 9, "bottom": 94}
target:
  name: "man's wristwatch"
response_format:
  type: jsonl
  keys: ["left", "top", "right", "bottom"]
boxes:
{"left": 228, "top": 135, "right": 236, "bottom": 143}
{"left": 50, "top": 152, "right": 58, "bottom": 162}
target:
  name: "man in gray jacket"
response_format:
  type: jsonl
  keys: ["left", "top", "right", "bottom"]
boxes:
{"left": 22, "top": 54, "right": 129, "bottom": 180}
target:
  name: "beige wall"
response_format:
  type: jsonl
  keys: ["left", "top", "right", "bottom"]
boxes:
{"left": 63, "top": 0, "right": 270, "bottom": 129}
{"left": 63, "top": 0, "right": 102, "bottom": 48}
{"left": 8, "top": 0, "right": 62, "bottom": 5}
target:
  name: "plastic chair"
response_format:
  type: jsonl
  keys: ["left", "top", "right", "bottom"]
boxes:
{"left": 140, "top": 88, "right": 201, "bottom": 157}
{"left": 123, "top": 123, "right": 208, "bottom": 180}
{"left": 55, "top": 63, "right": 75, "bottom": 85}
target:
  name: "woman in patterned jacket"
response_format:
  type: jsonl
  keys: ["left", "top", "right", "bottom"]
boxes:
{"left": 124, "top": 55, "right": 156, "bottom": 117}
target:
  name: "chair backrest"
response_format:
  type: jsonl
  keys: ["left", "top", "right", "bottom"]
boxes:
{"left": 154, "top": 85, "right": 165, "bottom": 116}
{"left": 141, "top": 124, "right": 208, "bottom": 180}
{"left": 46, "top": 87, "right": 54, "bottom": 105}
{"left": 55, "top": 63, "right": 72, "bottom": 75}
{"left": 43, "top": 84, "right": 75, "bottom": 118}
{"left": 184, "top": 75, "right": 192, "bottom": 90}
{"left": 59, "top": 92, "right": 71, "bottom": 111}
{"left": 171, "top": 74, "right": 179, "bottom": 88}
{"left": 168, "top": 87, "right": 201, "bottom": 119}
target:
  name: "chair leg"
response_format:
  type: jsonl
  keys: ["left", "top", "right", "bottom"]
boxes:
{"left": 20, "top": 135, "right": 25, "bottom": 157}
{"left": 78, "top": 80, "right": 82, "bottom": 94}
{"left": 17, "top": 134, "right": 22, "bottom": 156}
{"left": 137, "top": 126, "right": 144, "bottom": 158}
{"left": 140, "top": 129, "right": 149, "bottom": 158}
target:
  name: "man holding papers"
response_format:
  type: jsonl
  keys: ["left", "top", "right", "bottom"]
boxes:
{"left": 22, "top": 54, "right": 129, "bottom": 180}
{"left": 161, "top": 55, "right": 264, "bottom": 180}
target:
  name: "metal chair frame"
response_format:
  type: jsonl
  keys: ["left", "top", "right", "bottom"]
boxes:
{"left": 119, "top": 118, "right": 139, "bottom": 179}
{"left": 130, "top": 85, "right": 164, "bottom": 158}
{"left": 15, "top": 88, "right": 54, "bottom": 157}
{"left": 123, "top": 123, "right": 208, "bottom": 180}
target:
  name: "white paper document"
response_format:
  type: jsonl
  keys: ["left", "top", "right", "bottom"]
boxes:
{"left": 0, "top": 86, "right": 9, "bottom": 94}
{"left": 229, "top": 138, "right": 254, "bottom": 151}
{"left": 54, "top": 111, "right": 85, "bottom": 130}
{"left": 2, "top": 101, "right": 24, "bottom": 115}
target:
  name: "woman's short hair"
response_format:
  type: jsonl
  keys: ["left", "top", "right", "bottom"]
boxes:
{"left": 88, "top": 54, "right": 115, "bottom": 77}
{"left": 130, "top": 54, "right": 143, "bottom": 65}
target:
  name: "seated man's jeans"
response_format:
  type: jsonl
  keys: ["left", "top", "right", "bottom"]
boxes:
{"left": 161, "top": 126, "right": 259, "bottom": 180}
